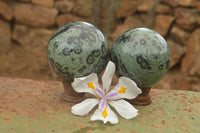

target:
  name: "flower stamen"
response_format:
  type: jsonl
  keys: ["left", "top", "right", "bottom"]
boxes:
{"left": 88, "top": 83, "right": 95, "bottom": 90}
{"left": 118, "top": 86, "right": 126, "bottom": 93}
{"left": 102, "top": 107, "right": 108, "bottom": 118}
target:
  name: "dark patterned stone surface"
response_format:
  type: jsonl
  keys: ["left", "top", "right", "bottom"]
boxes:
{"left": 111, "top": 28, "right": 171, "bottom": 88}
{"left": 47, "top": 21, "right": 109, "bottom": 83}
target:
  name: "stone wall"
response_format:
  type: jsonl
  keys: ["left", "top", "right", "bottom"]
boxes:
{"left": 0, "top": 0, "right": 200, "bottom": 91}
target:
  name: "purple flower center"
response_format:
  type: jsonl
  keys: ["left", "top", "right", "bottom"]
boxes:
{"left": 99, "top": 99, "right": 106, "bottom": 109}
{"left": 96, "top": 88, "right": 118, "bottom": 110}
{"left": 96, "top": 88, "right": 105, "bottom": 98}
{"left": 105, "top": 92, "right": 118, "bottom": 99}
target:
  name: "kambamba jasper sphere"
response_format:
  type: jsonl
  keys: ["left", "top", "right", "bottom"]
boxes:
{"left": 111, "top": 28, "right": 171, "bottom": 88}
{"left": 47, "top": 21, "right": 109, "bottom": 83}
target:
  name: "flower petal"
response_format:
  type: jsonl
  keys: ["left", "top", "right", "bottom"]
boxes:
{"left": 106, "top": 77, "right": 142, "bottom": 100}
{"left": 71, "top": 73, "right": 99, "bottom": 95}
{"left": 102, "top": 61, "right": 116, "bottom": 93}
{"left": 91, "top": 105, "right": 118, "bottom": 124}
{"left": 109, "top": 99, "right": 138, "bottom": 119}
{"left": 71, "top": 98, "right": 99, "bottom": 116}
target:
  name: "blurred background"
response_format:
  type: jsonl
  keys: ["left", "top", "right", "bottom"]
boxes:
{"left": 0, "top": 0, "right": 200, "bottom": 91}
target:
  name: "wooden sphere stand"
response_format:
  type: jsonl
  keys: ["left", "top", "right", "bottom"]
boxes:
{"left": 61, "top": 80, "right": 86, "bottom": 103}
{"left": 129, "top": 87, "right": 152, "bottom": 106}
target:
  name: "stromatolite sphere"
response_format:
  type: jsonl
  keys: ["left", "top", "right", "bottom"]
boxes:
{"left": 111, "top": 28, "right": 171, "bottom": 88}
{"left": 47, "top": 21, "right": 109, "bottom": 83}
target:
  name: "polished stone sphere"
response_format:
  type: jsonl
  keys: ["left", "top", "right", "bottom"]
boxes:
{"left": 111, "top": 28, "right": 171, "bottom": 88}
{"left": 47, "top": 21, "right": 109, "bottom": 83}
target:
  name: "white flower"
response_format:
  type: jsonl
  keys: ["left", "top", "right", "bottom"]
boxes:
{"left": 71, "top": 61, "right": 142, "bottom": 124}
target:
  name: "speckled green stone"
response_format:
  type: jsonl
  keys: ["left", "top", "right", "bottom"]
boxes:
{"left": 47, "top": 21, "right": 109, "bottom": 83}
{"left": 111, "top": 28, "right": 171, "bottom": 88}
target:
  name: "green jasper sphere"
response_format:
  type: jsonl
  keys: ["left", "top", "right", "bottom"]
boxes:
{"left": 111, "top": 28, "right": 171, "bottom": 88}
{"left": 47, "top": 21, "right": 109, "bottom": 83}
